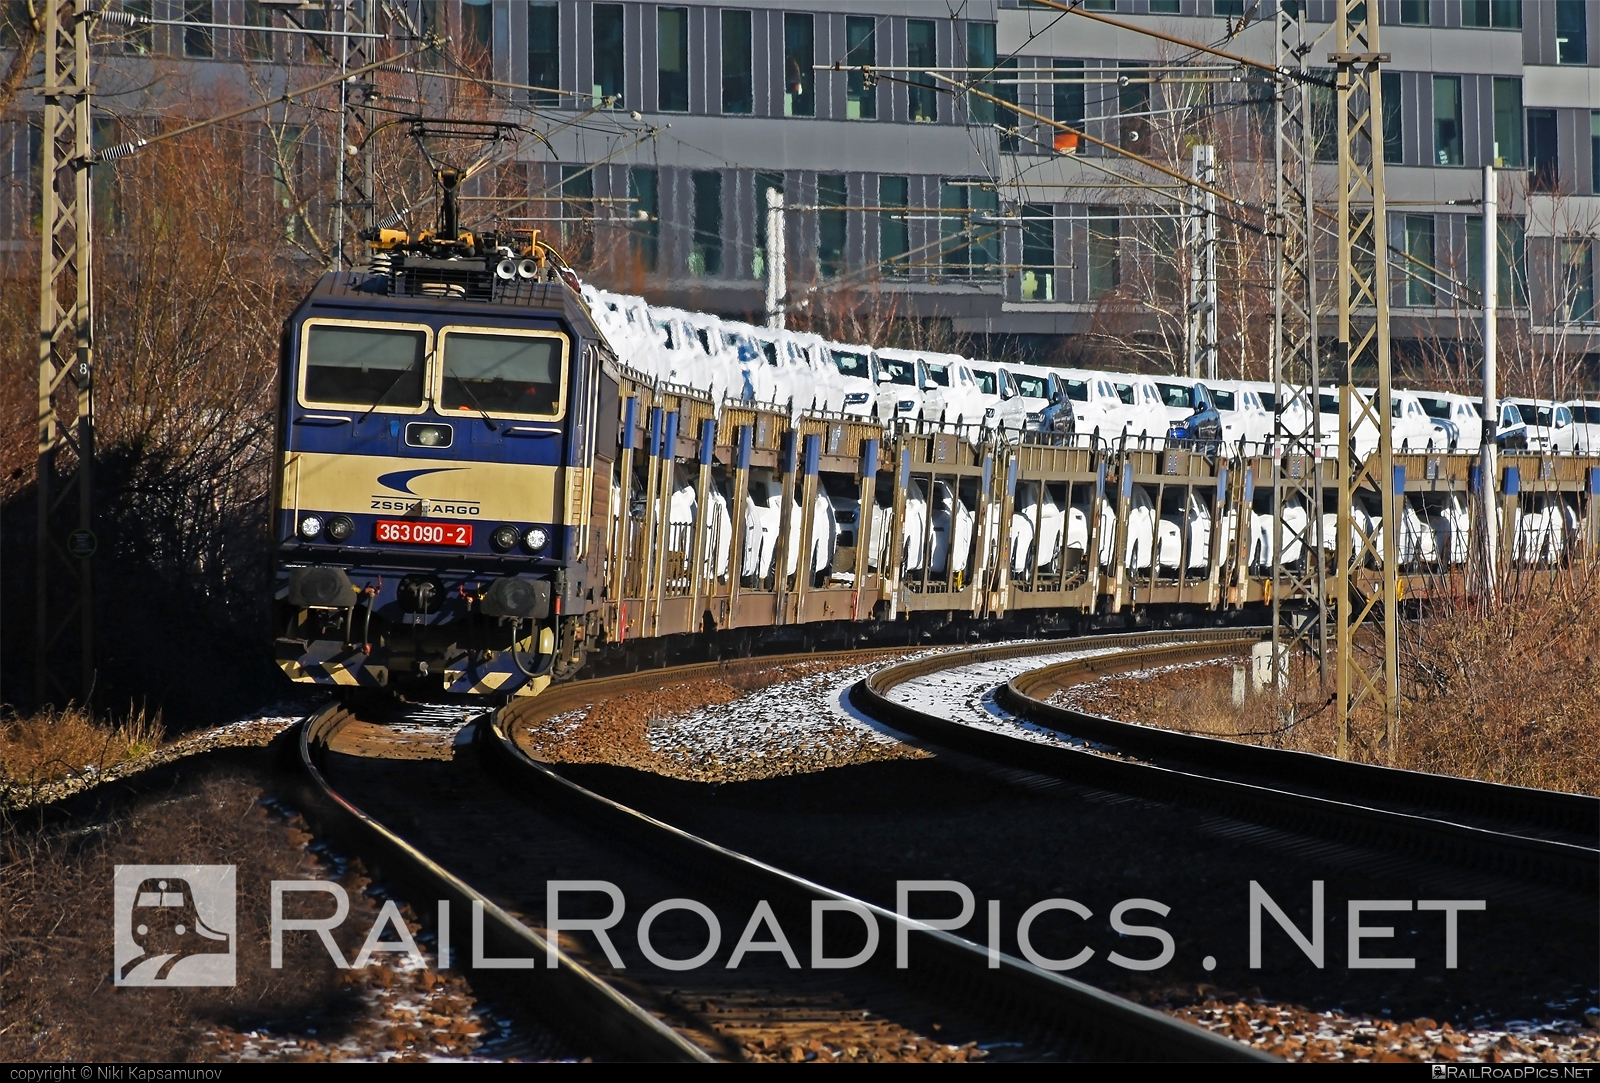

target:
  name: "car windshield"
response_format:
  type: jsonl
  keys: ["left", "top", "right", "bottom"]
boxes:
{"left": 1514, "top": 403, "right": 1549, "bottom": 426}
{"left": 970, "top": 369, "right": 998, "bottom": 395}
{"left": 1257, "top": 390, "right": 1277, "bottom": 412}
{"left": 303, "top": 324, "right": 427, "bottom": 408}
{"left": 1012, "top": 374, "right": 1048, "bottom": 399}
{"left": 1210, "top": 389, "right": 1236, "bottom": 411}
{"left": 1113, "top": 382, "right": 1137, "bottom": 405}
{"left": 652, "top": 320, "right": 678, "bottom": 350}
{"left": 1156, "top": 382, "right": 1191, "bottom": 409}
{"left": 440, "top": 332, "right": 565, "bottom": 417}
{"left": 1059, "top": 379, "right": 1089, "bottom": 402}
{"left": 1319, "top": 393, "right": 1339, "bottom": 415}
{"left": 880, "top": 357, "right": 917, "bottom": 385}
{"left": 1418, "top": 396, "right": 1453, "bottom": 420}
{"left": 925, "top": 363, "right": 950, "bottom": 387}
{"left": 760, "top": 341, "right": 779, "bottom": 366}
{"left": 833, "top": 350, "right": 872, "bottom": 380}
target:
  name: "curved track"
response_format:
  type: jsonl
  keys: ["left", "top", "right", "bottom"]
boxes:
{"left": 850, "top": 631, "right": 1599, "bottom": 891}
{"left": 293, "top": 654, "right": 1264, "bottom": 1062}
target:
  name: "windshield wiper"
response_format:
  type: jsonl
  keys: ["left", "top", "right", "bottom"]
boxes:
{"left": 357, "top": 368, "right": 416, "bottom": 425}
{"left": 448, "top": 373, "right": 498, "bottom": 431}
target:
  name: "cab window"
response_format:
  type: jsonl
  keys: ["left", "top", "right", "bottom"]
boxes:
{"left": 1210, "top": 389, "right": 1236, "bottom": 411}
{"left": 1012, "top": 374, "right": 1047, "bottom": 399}
{"left": 439, "top": 330, "right": 567, "bottom": 419}
{"left": 1156, "top": 383, "right": 1190, "bottom": 409}
{"left": 300, "top": 322, "right": 429, "bottom": 411}
{"left": 925, "top": 363, "right": 951, "bottom": 387}
{"left": 971, "top": 369, "right": 997, "bottom": 395}
{"left": 1114, "top": 383, "right": 1136, "bottom": 405}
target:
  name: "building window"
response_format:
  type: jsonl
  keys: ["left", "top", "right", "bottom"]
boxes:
{"left": 940, "top": 181, "right": 997, "bottom": 277}
{"left": 119, "top": 0, "right": 152, "bottom": 54}
{"left": 753, "top": 172, "right": 783, "bottom": 278}
{"left": 784, "top": 13, "right": 814, "bottom": 117}
{"left": 846, "top": 16, "right": 876, "bottom": 120}
{"left": 1432, "top": 76, "right": 1462, "bottom": 166}
{"left": 1404, "top": 215, "right": 1435, "bottom": 306}
{"left": 1021, "top": 205, "right": 1055, "bottom": 302}
{"left": 1463, "top": 0, "right": 1522, "bottom": 27}
{"left": 528, "top": 4, "right": 560, "bottom": 105}
{"left": 419, "top": 1, "right": 445, "bottom": 70}
{"left": 561, "top": 165, "right": 594, "bottom": 266}
{"left": 968, "top": 22, "right": 996, "bottom": 126}
{"left": 1400, "top": 0, "right": 1429, "bottom": 25}
{"left": 1088, "top": 209, "right": 1120, "bottom": 300}
{"left": 462, "top": 0, "right": 491, "bottom": 73}
{"left": 630, "top": 167, "right": 658, "bottom": 272}
{"left": 1119, "top": 62, "right": 1150, "bottom": 152}
{"left": 691, "top": 171, "right": 722, "bottom": 277}
{"left": 593, "top": 5, "right": 625, "bottom": 108}
{"left": 1084, "top": 0, "right": 1116, "bottom": 10}
{"left": 1492, "top": 78, "right": 1523, "bottom": 167}
{"left": 1149, "top": 0, "right": 1179, "bottom": 13}
{"left": 241, "top": 0, "right": 273, "bottom": 61}
{"left": 1468, "top": 215, "right": 1528, "bottom": 307}
{"left": 1381, "top": 72, "right": 1402, "bottom": 164}
{"left": 908, "top": 19, "right": 937, "bottom": 123}
{"left": 183, "top": 0, "right": 213, "bottom": 58}
{"left": 879, "top": 176, "right": 908, "bottom": 276}
{"left": 1528, "top": 109, "right": 1559, "bottom": 192}
{"left": 1560, "top": 240, "right": 1595, "bottom": 323}
{"left": 997, "top": 60, "right": 1019, "bottom": 151}
{"left": 1592, "top": 112, "right": 1600, "bottom": 193}
{"left": 818, "top": 174, "right": 846, "bottom": 278}
{"left": 1215, "top": 0, "right": 1245, "bottom": 14}
{"left": 658, "top": 7, "right": 688, "bottom": 112}
{"left": 1054, "top": 59, "right": 1085, "bottom": 136}
{"left": 721, "top": 10, "right": 752, "bottom": 115}
{"left": 1557, "top": 0, "right": 1587, "bottom": 64}
{"left": 1310, "top": 71, "right": 1336, "bottom": 163}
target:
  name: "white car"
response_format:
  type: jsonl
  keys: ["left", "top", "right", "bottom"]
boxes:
{"left": 1384, "top": 390, "right": 1447, "bottom": 452}
{"left": 1106, "top": 373, "right": 1170, "bottom": 448}
{"left": 1427, "top": 492, "right": 1471, "bottom": 565}
{"left": 919, "top": 354, "right": 991, "bottom": 429}
{"left": 1513, "top": 494, "right": 1577, "bottom": 563}
{"left": 668, "top": 468, "right": 733, "bottom": 582}
{"left": 1009, "top": 482, "right": 1066, "bottom": 576}
{"left": 1566, "top": 400, "right": 1600, "bottom": 453}
{"left": 1204, "top": 380, "right": 1273, "bottom": 453}
{"left": 1498, "top": 398, "right": 1578, "bottom": 454}
{"left": 1414, "top": 391, "right": 1483, "bottom": 452}
{"left": 966, "top": 361, "right": 1026, "bottom": 431}
{"left": 873, "top": 348, "right": 928, "bottom": 423}
{"left": 1003, "top": 363, "right": 1056, "bottom": 434}
{"left": 823, "top": 341, "right": 886, "bottom": 420}
{"left": 1049, "top": 369, "right": 1130, "bottom": 444}
{"left": 741, "top": 471, "right": 836, "bottom": 584}
{"left": 1244, "top": 381, "right": 1315, "bottom": 446}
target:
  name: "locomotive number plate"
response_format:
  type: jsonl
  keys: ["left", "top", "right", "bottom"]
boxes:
{"left": 375, "top": 520, "right": 473, "bottom": 547}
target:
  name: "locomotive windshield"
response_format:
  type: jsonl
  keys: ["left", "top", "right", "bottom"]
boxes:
{"left": 440, "top": 331, "right": 566, "bottom": 419}
{"left": 302, "top": 324, "right": 427, "bottom": 408}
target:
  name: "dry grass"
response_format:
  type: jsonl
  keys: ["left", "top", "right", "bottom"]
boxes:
{"left": 0, "top": 772, "right": 382, "bottom": 1061}
{"left": 1059, "top": 565, "right": 1600, "bottom": 795}
{"left": 0, "top": 704, "right": 166, "bottom": 790}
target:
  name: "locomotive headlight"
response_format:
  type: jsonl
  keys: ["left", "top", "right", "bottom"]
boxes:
{"left": 298, "top": 515, "right": 324, "bottom": 539}
{"left": 523, "top": 526, "right": 550, "bottom": 552}
{"left": 490, "top": 524, "right": 520, "bottom": 552}
{"left": 325, "top": 514, "right": 355, "bottom": 542}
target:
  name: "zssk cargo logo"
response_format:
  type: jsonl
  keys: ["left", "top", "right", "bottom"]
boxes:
{"left": 370, "top": 467, "right": 481, "bottom": 517}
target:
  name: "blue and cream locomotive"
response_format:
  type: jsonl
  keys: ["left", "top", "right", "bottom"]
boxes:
{"left": 272, "top": 226, "right": 616, "bottom": 697}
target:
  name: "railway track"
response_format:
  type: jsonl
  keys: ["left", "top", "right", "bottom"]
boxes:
{"left": 849, "top": 630, "right": 1599, "bottom": 891}
{"left": 293, "top": 650, "right": 1264, "bottom": 1063}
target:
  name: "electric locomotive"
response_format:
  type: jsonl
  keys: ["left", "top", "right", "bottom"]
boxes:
{"left": 272, "top": 219, "right": 616, "bottom": 698}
